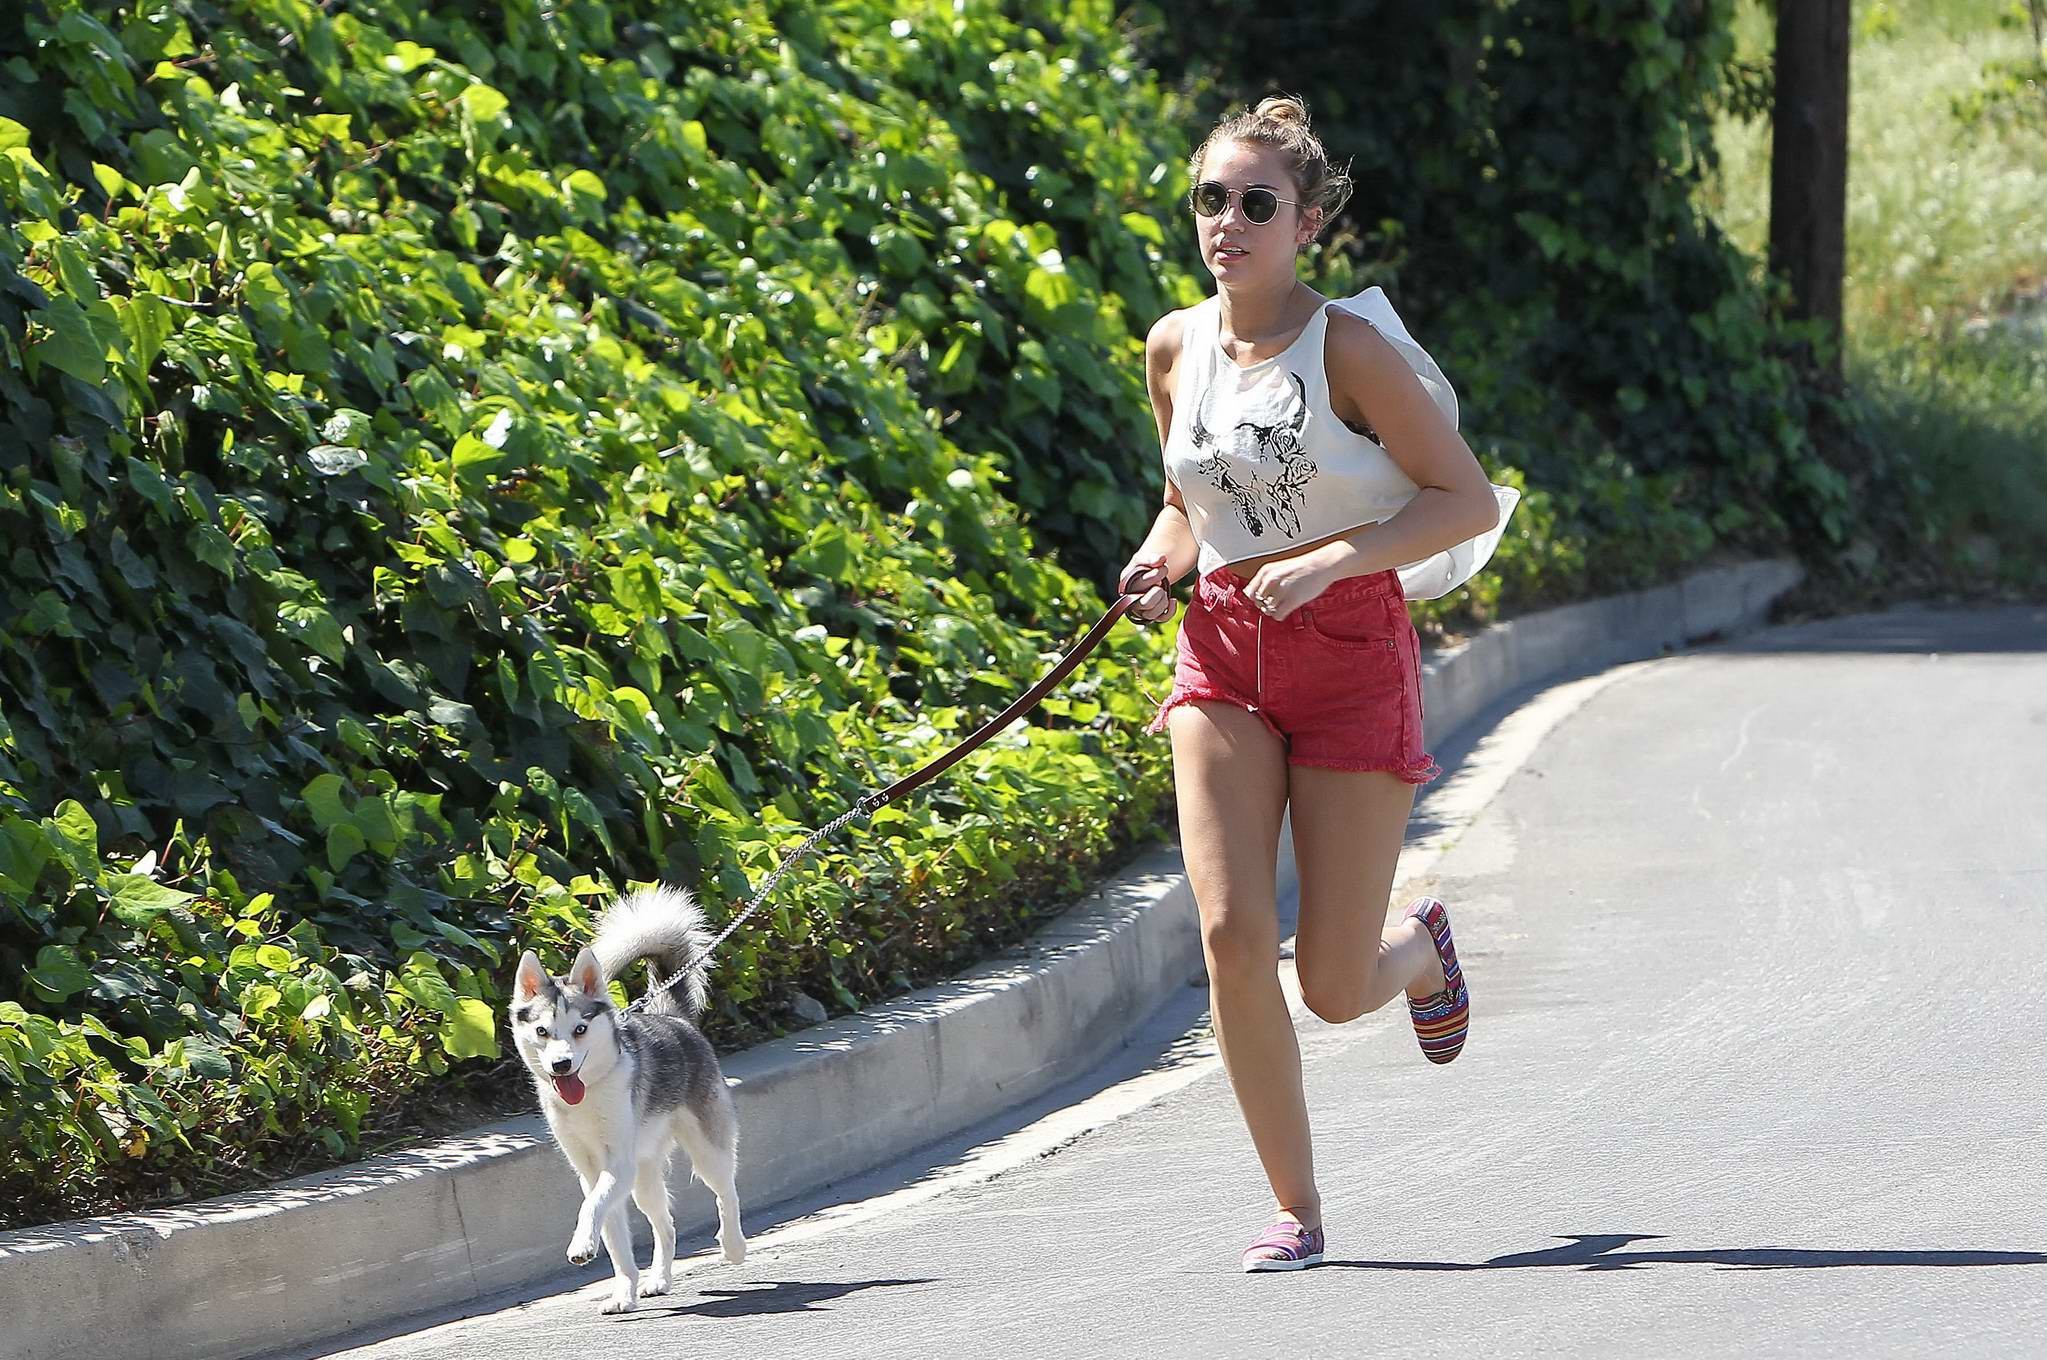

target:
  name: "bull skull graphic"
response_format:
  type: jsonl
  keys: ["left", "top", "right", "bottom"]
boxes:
{"left": 1190, "top": 372, "right": 1317, "bottom": 539}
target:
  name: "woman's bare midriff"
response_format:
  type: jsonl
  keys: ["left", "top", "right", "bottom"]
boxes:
{"left": 1217, "top": 521, "right": 1379, "bottom": 578}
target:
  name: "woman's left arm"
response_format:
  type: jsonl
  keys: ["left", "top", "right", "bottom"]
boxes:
{"left": 1246, "top": 310, "right": 1501, "bottom": 618}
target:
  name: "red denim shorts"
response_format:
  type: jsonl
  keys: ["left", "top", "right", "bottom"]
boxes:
{"left": 1147, "top": 567, "right": 1437, "bottom": 782}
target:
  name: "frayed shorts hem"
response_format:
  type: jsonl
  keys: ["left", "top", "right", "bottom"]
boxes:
{"left": 1148, "top": 690, "right": 1437, "bottom": 783}
{"left": 1286, "top": 753, "right": 1440, "bottom": 784}
{"left": 1145, "top": 687, "right": 1278, "bottom": 740}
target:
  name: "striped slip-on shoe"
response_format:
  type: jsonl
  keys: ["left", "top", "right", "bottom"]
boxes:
{"left": 1404, "top": 897, "right": 1469, "bottom": 1065}
{"left": 1242, "top": 1219, "right": 1325, "bottom": 1273}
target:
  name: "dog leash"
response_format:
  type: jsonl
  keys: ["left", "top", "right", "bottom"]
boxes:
{"left": 626, "top": 593, "right": 1137, "bottom": 1013}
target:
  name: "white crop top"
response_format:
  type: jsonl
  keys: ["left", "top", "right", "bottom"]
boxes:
{"left": 1162, "top": 287, "right": 1518, "bottom": 600}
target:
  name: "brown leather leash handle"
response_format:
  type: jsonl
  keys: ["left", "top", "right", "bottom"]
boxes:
{"left": 856, "top": 592, "right": 1136, "bottom": 816}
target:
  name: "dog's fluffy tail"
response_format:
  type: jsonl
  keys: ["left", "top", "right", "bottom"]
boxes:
{"left": 591, "top": 885, "right": 713, "bottom": 1017}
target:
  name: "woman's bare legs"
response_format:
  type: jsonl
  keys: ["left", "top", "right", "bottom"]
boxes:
{"left": 1172, "top": 710, "right": 1452, "bottom": 1234}
{"left": 1288, "top": 765, "right": 1448, "bottom": 1027}
{"left": 1167, "top": 702, "right": 1311, "bottom": 1224}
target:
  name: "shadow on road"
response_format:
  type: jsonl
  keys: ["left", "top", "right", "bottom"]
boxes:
{"left": 1717, "top": 604, "right": 2047, "bottom": 656}
{"left": 611, "top": 1277, "right": 938, "bottom": 1321}
{"left": 1324, "top": 1233, "right": 2047, "bottom": 1273}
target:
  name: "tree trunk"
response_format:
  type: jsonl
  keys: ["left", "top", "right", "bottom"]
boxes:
{"left": 1767, "top": 0, "right": 1850, "bottom": 381}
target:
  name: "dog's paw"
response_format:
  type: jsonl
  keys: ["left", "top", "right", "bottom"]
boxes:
{"left": 638, "top": 1272, "right": 672, "bottom": 1299}
{"left": 600, "top": 1285, "right": 638, "bottom": 1316}
{"left": 566, "top": 1231, "right": 599, "bottom": 1266}
{"left": 719, "top": 1235, "right": 747, "bottom": 1266}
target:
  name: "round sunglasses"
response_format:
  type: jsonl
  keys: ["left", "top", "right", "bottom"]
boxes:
{"left": 1189, "top": 180, "right": 1302, "bottom": 225}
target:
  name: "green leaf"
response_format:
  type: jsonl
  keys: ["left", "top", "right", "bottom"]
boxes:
{"left": 689, "top": 756, "right": 747, "bottom": 818}
{"left": 0, "top": 815, "right": 55, "bottom": 893}
{"left": 1119, "top": 211, "right": 1165, "bottom": 246}
{"left": 181, "top": 1038, "right": 233, "bottom": 1080}
{"left": 1023, "top": 264, "right": 1079, "bottom": 329}
{"left": 383, "top": 40, "right": 436, "bottom": 74}
{"left": 27, "top": 945, "right": 94, "bottom": 1002}
{"left": 351, "top": 797, "right": 399, "bottom": 855}
{"left": 189, "top": 524, "right": 236, "bottom": 576}
{"left": 336, "top": 716, "right": 376, "bottom": 754}
{"left": 30, "top": 295, "right": 108, "bottom": 384}
{"left": 560, "top": 787, "right": 615, "bottom": 858}
{"left": 793, "top": 521, "right": 851, "bottom": 578}
{"left": 439, "top": 997, "right": 499, "bottom": 1060}
{"left": 326, "top": 822, "right": 367, "bottom": 871}
{"left": 457, "top": 82, "right": 509, "bottom": 124}
{"left": 870, "top": 225, "right": 925, "bottom": 276}
{"left": 396, "top": 956, "right": 461, "bottom": 1015}
{"left": 121, "top": 292, "right": 173, "bottom": 373}
{"left": 450, "top": 433, "right": 506, "bottom": 477}
{"left": 302, "top": 774, "right": 349, "bottom": 831}
{"left": 241, "top": 261, "right": 290, "bottom": 320}
{"left": 322, "top": 409, "right": 373, "bottom": 445}
{"left": 110, "top": 532, "right": 157, "bottom": 589}
{"left": 107, "top": 873, "right": 197, "bottom": 924}
{"left": 278, "top": 601, "right": 347, "bottom": 664}
{"left": 43, "top": 799, "right": 99, "bottom": 880}
{"left": 127, "top": 458, "right": 174, "bottom": 514}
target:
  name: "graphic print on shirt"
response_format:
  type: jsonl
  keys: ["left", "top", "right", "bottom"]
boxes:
{"left": 1190, "top": 372, "right": 1317, "bottom": 540}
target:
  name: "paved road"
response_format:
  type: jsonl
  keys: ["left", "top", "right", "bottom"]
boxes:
{"left": 315, "top": 606, "right": 2047, "bottom": 1359}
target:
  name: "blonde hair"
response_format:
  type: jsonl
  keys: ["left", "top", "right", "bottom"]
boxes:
{"left": 1190, "top": 94, "right": 1353, "bottom": 236}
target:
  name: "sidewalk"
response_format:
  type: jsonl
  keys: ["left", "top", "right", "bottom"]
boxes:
{"left": 0, "top": 560, "right": 1802, "bottom": 1360}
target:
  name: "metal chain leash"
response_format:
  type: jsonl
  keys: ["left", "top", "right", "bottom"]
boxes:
{"left": 624, "top": 790, "right": 883, "bottom": 1014}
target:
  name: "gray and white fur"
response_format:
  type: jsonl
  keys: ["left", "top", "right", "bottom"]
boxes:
{"left": 509, "top": 885, "right": 744, "bottom": 1313}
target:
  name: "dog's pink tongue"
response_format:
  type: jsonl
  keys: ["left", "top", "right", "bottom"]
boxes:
{"left": 553, "top": 1072, "right": 585, "bottom": 1105}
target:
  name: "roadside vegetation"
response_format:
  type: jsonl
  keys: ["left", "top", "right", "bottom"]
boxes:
{"left": 1701, "top": 0, "right": 2047, "bottom": 588}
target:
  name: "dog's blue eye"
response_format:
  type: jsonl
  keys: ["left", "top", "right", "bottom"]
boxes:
{"left": 573, "top": 1023, "right": 588, "bottom": 1037}
{"left": 535, "top": 1026, "right": 550, "bottom": 1039}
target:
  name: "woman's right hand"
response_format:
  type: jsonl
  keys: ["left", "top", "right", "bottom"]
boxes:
{"left": 1117, "top": 557, "right": 1175, "bottom": 625}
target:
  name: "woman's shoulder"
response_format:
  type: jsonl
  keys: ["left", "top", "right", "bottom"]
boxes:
{"left": 1318, "top": 293, "right": 1463, "bottom": 430}
{"left": 1144, "top": 302, "right": 1210, "bottom": 390}
{"left": 1144, "top": 302, "right": 1203, "bottom": 360}
{"left": 1321, "top": 303, "right": 1405, "bottom": 383}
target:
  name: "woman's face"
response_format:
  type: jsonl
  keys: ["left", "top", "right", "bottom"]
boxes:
{"left": 1192, "top": 139, "right": 1319, "bottom": 289}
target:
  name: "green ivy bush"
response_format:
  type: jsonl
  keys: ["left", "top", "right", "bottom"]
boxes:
{"left": 0, "top": 0, "right": 1209, "bottom": 1226}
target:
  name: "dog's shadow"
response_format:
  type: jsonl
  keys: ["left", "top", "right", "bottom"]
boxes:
{"left": 1321, "top": 1233, "right": 2047, "bottom": 1273}
{"left": 613, "top": 1276, "right": 937, "bottom": 1321}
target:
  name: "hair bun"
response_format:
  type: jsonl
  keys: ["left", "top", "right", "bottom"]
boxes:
{"left": 1190, "top": 93, "right": 1347, "bottom": 240}
{"left": 1253, "top": 95, "right": 1310, "bottom": 127}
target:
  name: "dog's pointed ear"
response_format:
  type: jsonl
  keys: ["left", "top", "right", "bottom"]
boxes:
{"left": 566, "top": 946, "right": 604, "bottom": 997}
{"left": 515, "top": 950, "right": 553, "bottom": 1002}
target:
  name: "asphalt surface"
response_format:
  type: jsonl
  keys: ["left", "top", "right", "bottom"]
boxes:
{"left": 313, "top": 605, "right": 2047, "bottom": 1360}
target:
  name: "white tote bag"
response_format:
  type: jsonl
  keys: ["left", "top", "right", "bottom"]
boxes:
{"left": 1330, "top": 287, "right": 1521, "bottom": 601}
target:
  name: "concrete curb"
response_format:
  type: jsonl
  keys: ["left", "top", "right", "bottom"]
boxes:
{"left": 0, "top": 558, "right": 1801, "bottom": 1360}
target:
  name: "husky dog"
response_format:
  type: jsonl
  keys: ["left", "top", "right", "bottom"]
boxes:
{"left": 510, "top": 886, "right": 745, "bottom": 1313}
